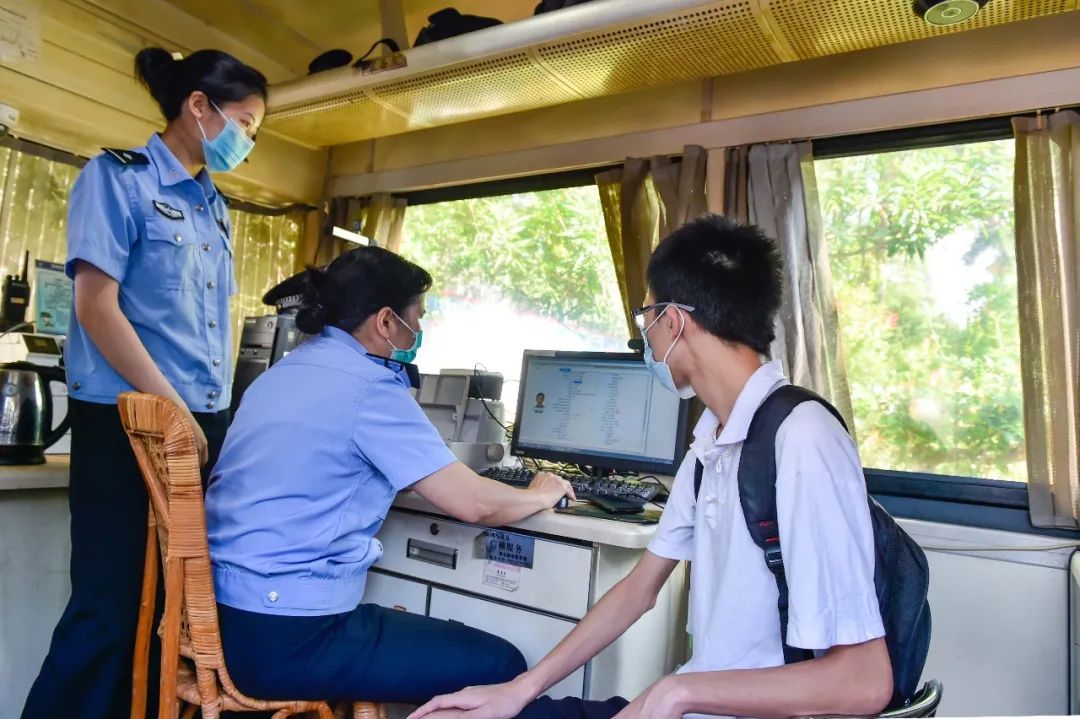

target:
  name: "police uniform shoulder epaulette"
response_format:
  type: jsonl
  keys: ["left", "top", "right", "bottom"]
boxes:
{"left": 101, "top": 148, "right": 149, "bottom": 166}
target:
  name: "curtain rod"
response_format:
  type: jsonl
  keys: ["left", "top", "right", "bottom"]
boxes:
{"left": 0, "top": 134, "right": 88, "bottom": 168}
{"left": 224, "top": 196, "right": 318, "bottom": 216}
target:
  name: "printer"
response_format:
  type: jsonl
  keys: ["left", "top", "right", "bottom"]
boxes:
{"left": 414, "top": 369, "right": 508, "bottom": 471}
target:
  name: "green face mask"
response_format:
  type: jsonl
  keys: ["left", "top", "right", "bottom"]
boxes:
{"left": 389, "top": 311, "right": 422, "bottom": 364}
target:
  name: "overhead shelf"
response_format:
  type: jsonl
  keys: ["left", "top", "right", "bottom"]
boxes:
{"left": 265, "top": 0, "right": 1075, "bottom": 147}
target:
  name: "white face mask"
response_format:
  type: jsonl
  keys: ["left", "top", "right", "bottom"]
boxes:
{"left": 641, "top": 304, "right": 697, "bottom": 400}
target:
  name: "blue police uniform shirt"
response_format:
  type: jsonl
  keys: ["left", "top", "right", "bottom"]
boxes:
{"left": 206, "top": 326, "right": 457, "bottom": 616}
{"left": 64, "top": 134, "right": 237, "bottom": 411}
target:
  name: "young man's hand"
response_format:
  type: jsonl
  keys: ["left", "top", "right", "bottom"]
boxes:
{"left": 407, "top": 678, "right": 533, "bottom": 719}
{"left": 613, "top": 675, "right": 687, "bottom": 719}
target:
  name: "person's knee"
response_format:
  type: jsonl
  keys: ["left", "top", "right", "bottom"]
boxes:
{"left": 482, "top": 634, "right": 527, "bottom": 683}
{"left": 502, "top": 641, "right": 527, "bottom": 678}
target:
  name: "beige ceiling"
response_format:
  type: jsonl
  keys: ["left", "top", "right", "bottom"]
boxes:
{"left": 261, "top": 0, "right": 1078, "bottom": 147}
{"left": 163, "top": 0, "right": 538, "bottom": 80}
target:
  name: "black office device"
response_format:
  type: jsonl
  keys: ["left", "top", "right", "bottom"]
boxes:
{"left": 1, "top": 251, "right": 31, "bottom": 332}
{"left": 587, "top": 495, "right": 646, "bottom": 515}
{"left": 230, "top": 270, "right": 315, "bottom": 413}
{"left": 480, "top": 466, "right": 663, "bottom": 502}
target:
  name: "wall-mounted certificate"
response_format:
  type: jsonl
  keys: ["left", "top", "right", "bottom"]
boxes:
{"left": 34, "top": 260, "right": 70, "bottom": 336}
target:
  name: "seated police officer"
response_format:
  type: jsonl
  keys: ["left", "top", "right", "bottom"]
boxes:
{"left": 205, "top": 246, "right": 574, "bottom": 704}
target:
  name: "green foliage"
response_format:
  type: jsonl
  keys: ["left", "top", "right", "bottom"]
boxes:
{"left": 817, "top": 140, "right": 1026, "bottom": 481}
{"left": 401, "top": 147, "right": 1025, "bottom": 482}
{"left": 400, "top": 187, "right": 625, "bottom": 337}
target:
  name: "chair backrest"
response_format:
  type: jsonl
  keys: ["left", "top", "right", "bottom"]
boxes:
{"left": 880, "top": 680, "right": 943, "bottom": 719}
{"left": 799, "top": 679, "right": 943, "bottom": 719}
{"left": 118, "top": 393, "right": 227, "bottom": 671}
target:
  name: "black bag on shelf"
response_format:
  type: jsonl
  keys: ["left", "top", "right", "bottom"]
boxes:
{"left": 413, "top": 8, "right": 502, "bottom": 46}
{"left": 534, "top": 0, "right": 595, "bottom": 14}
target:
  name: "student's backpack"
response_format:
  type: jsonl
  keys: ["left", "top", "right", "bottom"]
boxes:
{"left": 413, "top": 8, "right": 502, "bottom": 47}
{"left": 693, "top": 384, "right": 932, "bottom": 709}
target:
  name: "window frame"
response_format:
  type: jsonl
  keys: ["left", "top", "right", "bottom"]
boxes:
{"left": 815, "top": 115, "right": 1079, "bottom": 537}
{"left": 400, "top": 133, "right": 1077, "bottom": 537}
{"left": 400, "top": 164, "right": 621, "bottom": 206}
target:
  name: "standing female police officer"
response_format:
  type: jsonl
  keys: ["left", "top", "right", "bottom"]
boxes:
{"left": 22, "top": 48, "right": 267, "bottom": 719}
{"left": 206, "top": 246, "right": 576, "bottom": 705}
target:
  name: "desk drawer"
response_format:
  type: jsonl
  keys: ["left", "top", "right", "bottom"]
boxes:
{"left": 430, "top": 588, "right": 585, "bottom": 699}
{"left": 363, "top": 571, "right": 428, "bottom": 615}
{"left": 375, "top": 511, "right": 593, "bottom": 619}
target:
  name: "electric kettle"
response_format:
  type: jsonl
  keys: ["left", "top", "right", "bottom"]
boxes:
{"left": 0, "top": 361, "right": 71, "bottom": 465}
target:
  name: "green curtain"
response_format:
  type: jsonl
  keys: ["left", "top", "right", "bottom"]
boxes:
{"left": 1013, "top": 112, "right": 1080, "bottom": 529}
{"left": 596, "top": 145, "right": 707, "bottom": 338}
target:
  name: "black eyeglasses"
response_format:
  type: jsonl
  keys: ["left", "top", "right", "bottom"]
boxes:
{"left": 630, "top": 302, "right": 695, "bottom": 333}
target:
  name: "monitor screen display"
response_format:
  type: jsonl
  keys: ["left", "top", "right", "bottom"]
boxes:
{"left": 511, "top": 351, "right": 689, "bottom": 474}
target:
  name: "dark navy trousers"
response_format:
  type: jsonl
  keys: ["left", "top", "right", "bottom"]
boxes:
{"left": 218, "top": 601, "right": 629, "bottom": 718}
{"left": 22, "top": 398, "right": 229, "bottom": 719}
{"left": 217, "top": 602, "right": 527, "bottom": 703}
{"left": 516, "top": 696, "right": 630, "bottom": 719}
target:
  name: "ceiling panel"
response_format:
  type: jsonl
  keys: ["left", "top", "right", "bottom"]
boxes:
{"left": 765, "top": 0, "right": 1072, "bottom": 58}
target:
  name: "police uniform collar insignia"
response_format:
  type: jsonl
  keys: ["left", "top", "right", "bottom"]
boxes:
{"left": 153, "top": 200, "right": 185, "bottom": 221}
{"left": 101, "top": 148, "right": 149, "bottom": 166}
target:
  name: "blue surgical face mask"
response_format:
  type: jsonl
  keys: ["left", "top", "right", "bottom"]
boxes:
{"left": 642, "top": 305, "right": 696, "bottom": 400}
{"left": 388, "top": 311, "right": 422, "bottom": 364}
{"left": 197, "top": 102, "right": 255, "bottom": 173}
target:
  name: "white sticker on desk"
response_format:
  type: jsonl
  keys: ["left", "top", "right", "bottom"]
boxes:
{"left": 482, "top": 561, "right": 520, "bottom": 592}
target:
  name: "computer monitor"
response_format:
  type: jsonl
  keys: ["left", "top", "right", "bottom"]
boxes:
{"left": 510, "top": 350, "right": 690, "bottom": 475}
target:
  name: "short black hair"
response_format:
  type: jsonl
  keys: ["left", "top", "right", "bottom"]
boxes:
{"left": 646, "top": 214, "right": 782, "bottom": 355}
{"left": 295, "top": 247, "right": 433, "bottom": 335}
{"left": 135, "top": 47, "right": 268, "bottom": 122}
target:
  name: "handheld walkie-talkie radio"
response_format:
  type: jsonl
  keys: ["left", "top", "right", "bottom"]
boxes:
{"left": 1, "top": 251, "right": 31, "bottom": 332}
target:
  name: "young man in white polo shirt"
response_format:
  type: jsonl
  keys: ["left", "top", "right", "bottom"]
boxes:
{"left": 409, "top": 215, "right": 893, "bottom": 719}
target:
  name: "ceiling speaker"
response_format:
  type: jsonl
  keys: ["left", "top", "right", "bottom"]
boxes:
{"left": 913, "top": 0, "right": 989, "bottom": 26}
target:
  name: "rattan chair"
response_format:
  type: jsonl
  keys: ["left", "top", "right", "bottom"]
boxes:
{"left": 120, "top": 392, "right": 386, "bottom": 719}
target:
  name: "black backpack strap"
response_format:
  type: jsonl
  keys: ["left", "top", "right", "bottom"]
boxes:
{"left": 739, "top": 384, "right": 847, "bottom": 665}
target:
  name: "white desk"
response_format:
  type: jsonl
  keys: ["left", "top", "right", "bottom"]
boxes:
{"left": 0, "top": 462, "right": 688, "bottom": 712}
{"left": 363, "top": 492, "right": 688, "bottom": 702}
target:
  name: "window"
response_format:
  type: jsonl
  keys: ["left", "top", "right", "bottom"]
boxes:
{"left": 399, "top": 186, "right": 628, "bottom": 418}
{"left": 0, "top": 145, "right": 79, "bottom": 278}
{"left": 815, "top": 139, "right": 1024, "bottom": 483}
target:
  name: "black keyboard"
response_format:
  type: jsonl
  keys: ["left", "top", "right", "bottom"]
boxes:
{"left": 480, "top": 467, "right": 663, "bottom": 502}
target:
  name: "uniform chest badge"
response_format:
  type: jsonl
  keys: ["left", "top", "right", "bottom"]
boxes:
{"left": 153, "top": 200, "right": 185, "bottom": 221}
